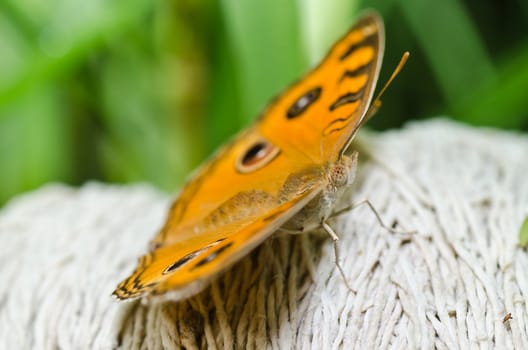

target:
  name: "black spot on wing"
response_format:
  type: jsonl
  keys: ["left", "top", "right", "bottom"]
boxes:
{"left": 192, "top": 242, "right": 234, "bottom": 269}
{"left": 286, "top": 87, "right": 322, "bottom": 119}
{"left": 241, "top": 142, "right": 269, "bottom": 166}
{"left": 163, "top": 249, "right": 203, "bottom": 274}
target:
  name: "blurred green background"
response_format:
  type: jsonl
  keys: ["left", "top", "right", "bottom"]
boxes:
{"left": 0, "top": 0, "right": 527, "bottom": 205}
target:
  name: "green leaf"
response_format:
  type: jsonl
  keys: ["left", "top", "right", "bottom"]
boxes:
{"left": 219, "top": 0, "right": 307, "bottom": 122}
{"left": 0, "top": 0, "right": 152, "bottom": 108}
{"left": 397, "top": 0, "right": 496, "bottom": 109}
{"left": 296, "top": 0, "right": 360, "bottom": 64}
{"left": 0, "top": 84, "right": 71, "bottom": 204}
{"left": 455, "top": 44, "right": 528, "bottom": 129}
{"left": 98, "top": 42, "right": 192, "bottom": 191}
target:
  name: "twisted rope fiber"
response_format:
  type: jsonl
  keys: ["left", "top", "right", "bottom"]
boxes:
{"left": 1, "top": 119, "right": 528, "bottom": 349}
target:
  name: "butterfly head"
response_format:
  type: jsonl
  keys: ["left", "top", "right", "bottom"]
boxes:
{"left": 328, "top": 151, "right": 358, "bottom": 189}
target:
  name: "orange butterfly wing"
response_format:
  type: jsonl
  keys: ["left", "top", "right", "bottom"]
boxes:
{"left": 148, "top": 127, "right": 319, "bottom": 250}
{"left": 113, "top": 188, "right": 321, "bottom": 300}
{"left": 258, "top": 12, "right": 383, "bottom": 163}
{"left": 114, "top": 11, "right": 384, "bottom": 301}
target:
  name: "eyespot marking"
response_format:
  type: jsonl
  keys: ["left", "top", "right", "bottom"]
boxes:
{"left": 286, "top": 87, "right": 322, "bottom": 119}
{"left": 242, "top": 143, "right": 269, "bottom": 166}
{"left": 236, "top": 140, "right": 280, "bottom": 173}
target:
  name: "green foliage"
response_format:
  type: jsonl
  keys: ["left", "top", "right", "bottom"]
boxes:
{"left": 0, "top": 0, "right": 527, "bottom": 204}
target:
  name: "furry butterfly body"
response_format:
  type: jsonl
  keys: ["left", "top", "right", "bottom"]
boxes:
{"left": 114, "top": 11, "right": 384, "bottom": 301}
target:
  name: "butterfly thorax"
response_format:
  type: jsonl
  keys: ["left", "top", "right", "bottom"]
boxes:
{"left": 281, "top": 152, "right": 358, "bottom": 233}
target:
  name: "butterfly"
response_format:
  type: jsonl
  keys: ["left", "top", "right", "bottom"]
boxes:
{"left": 114, "top": 10, "right": 401, "bottom": 302}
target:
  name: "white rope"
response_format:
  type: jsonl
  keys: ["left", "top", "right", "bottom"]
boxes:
{"left": 1, "top": 119, "right": 527, "bottom": 349}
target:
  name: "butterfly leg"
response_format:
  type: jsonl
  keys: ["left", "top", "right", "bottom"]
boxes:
{"left": 279, "top": 221, "right": 357, "bottom": 293}
{"left": 330, "top": 199, "right": 416, "bottom": 236}
{"left": 321, "top": 221, "right": 356, "bottom": 293}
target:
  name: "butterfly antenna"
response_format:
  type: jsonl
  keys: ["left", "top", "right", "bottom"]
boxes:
{"left": 364, "top": 51, "right": 410, "bottom": 122}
